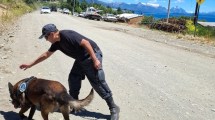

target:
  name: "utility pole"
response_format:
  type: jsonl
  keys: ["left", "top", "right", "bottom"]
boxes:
{"left": 194, "top": 3, "right": 200, "bottom": 37}
{"left": 167, "top": 0, "right": 171, "bottom": 23}
{"left": 194, "top": 0, "right": 205, "bottom": 37}
{"left": 72, "top": 0, "right": 75, "bottom": 15}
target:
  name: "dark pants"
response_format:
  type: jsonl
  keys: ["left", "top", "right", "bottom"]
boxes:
{"left": 68, "top": 50, "right": 112, "bottom": 100}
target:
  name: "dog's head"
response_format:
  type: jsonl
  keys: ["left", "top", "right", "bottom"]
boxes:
{"left": 8, "top": 82, "right": 26, "bottom": 109}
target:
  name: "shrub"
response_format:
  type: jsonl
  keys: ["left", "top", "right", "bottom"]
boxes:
{"left": 186, "top": 20, "right": 196, "bottom": 34}
{"left": 141, "top": 16, "right": 154, "bottom": 25}
{"left": 186, "top": 19, "right": 215, "bottom": 38}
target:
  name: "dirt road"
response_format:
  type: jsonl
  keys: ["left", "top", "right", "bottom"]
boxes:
{"left": 0, "top": 11, "right": 215, "bottom": 120}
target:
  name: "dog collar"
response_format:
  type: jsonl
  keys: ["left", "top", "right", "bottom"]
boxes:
{"left": 17, "top": 76, "right": 35, "bottom": 96}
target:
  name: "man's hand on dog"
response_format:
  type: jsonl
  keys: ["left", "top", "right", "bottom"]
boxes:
{"left": 19, "top": 64, "right": 31, "bottom": 70}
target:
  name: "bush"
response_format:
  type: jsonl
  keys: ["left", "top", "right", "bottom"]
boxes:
{"left": 186, "top": 20, "right": 215, "bottom": 38}
{"left": 141, "top": 16, "right": 154, "bottom": 25}
{"left": 196, "top": 25, "right": 215, "bottom": 38}
{"left": 186, "top": 20, "right": 196, "bottom": 34}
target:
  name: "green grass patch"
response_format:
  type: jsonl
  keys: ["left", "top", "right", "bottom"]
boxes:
{"left": 0, "top": 0, "right": 36, "bottom": 23}
{"left": 186, "top": 20, "right": 215, "bottom": 39}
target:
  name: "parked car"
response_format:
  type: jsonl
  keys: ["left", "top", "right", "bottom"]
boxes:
{"left": 57, "top": 8, "right": 63, "bottom": 13}
{"left": 40, "top": 6, "right": 51, "bottom": 14}
{"left": 78, "top": 12, "right": 85, "bottom": 17}
{"left": 84, "top": 7, "right": 102, "bottom": 21}
{"left": 103, "top": 14, "right": 118, "bottom": 22}
{"left": 63, "top": 8, "right": 71, "bottom": 14}
{"left": 50, "top": 6, "right": 57, "bottom": 12}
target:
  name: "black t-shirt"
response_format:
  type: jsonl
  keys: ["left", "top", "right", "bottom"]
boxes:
{"left": 48, "top": 30, "right": 99, "bottom": 60}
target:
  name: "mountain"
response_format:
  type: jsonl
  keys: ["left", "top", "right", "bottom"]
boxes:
{"left": 83, "top": 1, "right": 187, "bottom": 14}
{"left": 80, "top": 0, "right": 215, "bottom": 21}
{"left": 170, "top": 6, "right": 187, "bottom": 14}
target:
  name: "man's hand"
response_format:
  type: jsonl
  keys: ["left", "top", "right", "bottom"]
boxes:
{"left": 19, "top": 64, "right": 31, "bottom": 70}
{"left": 93, "top": 59, "right": 101, "bottom": 70}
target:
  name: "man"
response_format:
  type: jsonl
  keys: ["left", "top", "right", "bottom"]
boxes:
{"left": 19, "top": 24, "right": 120, "bottom": 120}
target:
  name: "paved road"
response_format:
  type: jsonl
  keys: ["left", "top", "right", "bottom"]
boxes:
{"left": 0, "top": 11, "right": 215, "bottom": 120}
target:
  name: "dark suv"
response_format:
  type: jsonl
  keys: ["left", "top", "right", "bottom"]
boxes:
{"left": 50, "top": 6, "right": 57, "bottom": 12}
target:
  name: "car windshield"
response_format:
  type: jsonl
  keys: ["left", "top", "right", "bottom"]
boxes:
{"left": 42, "top": 7, "right": 50, "bottom": 9}
{"left": 107, "top": 14, "right": 114, "bottom": 17}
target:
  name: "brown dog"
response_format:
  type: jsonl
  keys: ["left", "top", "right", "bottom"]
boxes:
{"left": 8, "top": 76, "right": 94, "bottom": 120}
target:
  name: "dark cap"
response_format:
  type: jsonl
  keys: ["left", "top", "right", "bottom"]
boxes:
{"left": 39, "top": 24, "right": 58, "bottom": 39}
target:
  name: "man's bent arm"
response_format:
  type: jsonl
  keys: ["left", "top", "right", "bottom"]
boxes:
{"left": 80, "top": 39, "right": 100, "bottom": 69}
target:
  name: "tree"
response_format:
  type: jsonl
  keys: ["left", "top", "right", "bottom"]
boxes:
{"left": 67, "top": 0, "right": 71, "bottom": 4}
{"left": 117, "top": 7, "right": 123, "bottom": 14}
{"left": 80, "top": 0, "right": 87, "bottom": 10}
{"left": 75, "top": 6, "right": 82, "bottom": 13}
{"left": 24, "top": 0, "right": 36, "bottom": 4}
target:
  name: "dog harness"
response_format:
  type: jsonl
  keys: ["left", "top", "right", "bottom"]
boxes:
{"left": 17, "top": 76, "right": 35, "bottom": 97}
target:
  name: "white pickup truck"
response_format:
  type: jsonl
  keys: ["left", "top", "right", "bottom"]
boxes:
{"left": 84, "top": 7, "right": 102, "bottom": 21}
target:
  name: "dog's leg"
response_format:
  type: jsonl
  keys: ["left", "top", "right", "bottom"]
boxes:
{"left": 60, "top": 105, "right": 70, "bottom": 120}
{"left": 41, "top": 110, "right": 49, "bottom": 120}
{"left": 19, "top": 105, "right": 30, "bottom": 119}
{"left": 28, "top": 105, "right": 36, "bottom": 120}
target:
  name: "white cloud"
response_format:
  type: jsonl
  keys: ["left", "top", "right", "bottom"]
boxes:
{"left": 175, "top": 0, "right": 184, "bottom": 3}
{"left": 141, "top": 2, "right": 160, "bottom": 8}
{"left": 187, "top": 11, "right": 194, "bottom": 13}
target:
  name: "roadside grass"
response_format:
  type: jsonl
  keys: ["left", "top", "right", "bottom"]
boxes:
{"left": 1, "top": 3, "right": 34, "bottom": 22}
{"left": 186, "top": 19, "right": 215, "bottom": 41}
{"left": 0, "top": 1, "right": 37, "bottom": 29}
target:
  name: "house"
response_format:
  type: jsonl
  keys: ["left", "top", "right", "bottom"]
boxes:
{"left": 198, "top": 22, "right": 215, "bottom": 28}
{"left": 117, "top": 13, "right": 144, "bottom": 24}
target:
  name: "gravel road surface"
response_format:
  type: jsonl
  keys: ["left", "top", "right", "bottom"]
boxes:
{"left": 0, "top": 11, "right": 215, "bottom": 120}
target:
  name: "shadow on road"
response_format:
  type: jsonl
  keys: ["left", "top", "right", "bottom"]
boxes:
{"left": 72, "top": 109, "right": 110, "bottom": 120}
{"left": 0, "top": 111, "right": 20, "bottom": 120}
{"left": 0, "top": 110, "right": 109, "bottom": 120}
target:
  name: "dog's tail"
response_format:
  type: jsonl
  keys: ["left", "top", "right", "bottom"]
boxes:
{"left": 69, "top": 88, "right": 94, "bottom": 111}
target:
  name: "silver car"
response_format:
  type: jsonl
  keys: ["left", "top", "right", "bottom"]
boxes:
{"left": 103, "top": 14, "right": 118, "bottom": 22}
{"left": 40, "top": 7, "right": 51, "bottom": 14}
{"left": 63, "top": 8, "right": 71, "bottom": 14}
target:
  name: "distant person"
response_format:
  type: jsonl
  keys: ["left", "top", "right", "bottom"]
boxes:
{"left": 19, "top": 24, "right": 120, "bottom": 120}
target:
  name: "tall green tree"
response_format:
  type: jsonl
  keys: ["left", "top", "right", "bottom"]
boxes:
{"left": 117, "top": 7, "right": 123, "bottom": 14}
{"left": 80, "top": 0, "right": 87, "bottom": 11}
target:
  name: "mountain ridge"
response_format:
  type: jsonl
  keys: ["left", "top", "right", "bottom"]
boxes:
{"left": 84, "top": 0, "right": 214, "bottom": 15}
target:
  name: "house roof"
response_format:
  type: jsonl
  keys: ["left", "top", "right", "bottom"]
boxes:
{"left": 117, "top": 13, "right": 143, "bottom": 19}
{"left": 198, "top": 22, "right": 215, "bottom": 27}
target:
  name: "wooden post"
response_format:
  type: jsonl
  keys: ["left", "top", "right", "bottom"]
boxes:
{"left": 194, "top": 3, "right": 200, "bottom": 37}
{"left": 167, "top": 0, "right": 171, "bottom": 23}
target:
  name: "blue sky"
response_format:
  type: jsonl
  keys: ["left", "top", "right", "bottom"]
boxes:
{"left": 99, "top": 0, "right": 214, "bottom": 13}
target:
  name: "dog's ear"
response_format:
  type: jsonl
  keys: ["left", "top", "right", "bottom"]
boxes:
{"left": 8, "top": 82, "right": 13, "bottom": 94}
